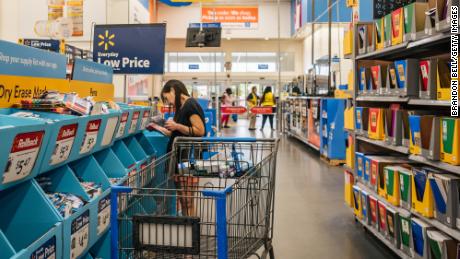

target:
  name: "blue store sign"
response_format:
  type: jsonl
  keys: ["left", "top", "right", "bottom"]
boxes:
{"left": 93, "top": 24, "right": 166, "bottom": 74}
{"left": 72, "top": 59, "right": 113, "bottom": 84}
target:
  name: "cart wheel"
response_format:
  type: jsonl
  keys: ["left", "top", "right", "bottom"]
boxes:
{"left": 261, "top": 240, "right": 275, "bottom": 259}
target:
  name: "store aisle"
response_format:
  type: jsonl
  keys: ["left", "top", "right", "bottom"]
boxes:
{"left": 221, "top": 121, "right": 398, "bottom": 259}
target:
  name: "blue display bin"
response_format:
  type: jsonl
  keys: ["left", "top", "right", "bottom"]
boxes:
{"left": 0, "top": 181, "right": 63, "bottom": 259}
{"left": 118, "top": 104, "right": 143, "bottom": 136}
{"left": 68, "top": 114, "right": 105, "bottom": 161}
{"left": 123, "top": 136, "right": 149, "bottom": 166}
{"left": 141, "top": 131, "right": 169, "bottom": 158}
{"left": 111, "top": 140, "right": 140, "bottom": 187}
{"left": 135, "top": 133, "right": 157, "bottom": 158}
{"left": 80, "top": 253, "right": 94, "bottom": 259}
{"left": 320, "top": 99, "right": 347, "bottom": 160}
{"left": 93, "top": 110, "right": 122, "bottom": 153}
{"left": 89, "top": 230, "right": 111, "bottom": 259}
{"left": 113, "top": 107, "right": 134, "bottom": 141}
{"left": 139, "top": 107, "right": 151, "bottom": 132}
{"left": 0, "top": 114, "right": 51, "bottom": 191}
{"left": 92, "top": 148, "right": 130, "bottom": 186}
{"left": 69, "top": 156, "right": 112, "bottom": 246}
{"left": 37, "top": 165, "right": 95, "bottom": 259}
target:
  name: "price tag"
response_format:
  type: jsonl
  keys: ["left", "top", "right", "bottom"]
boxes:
{"left": 401, "top": 220, "right": 409, "bottom": 233}
{"left": 115, "top": 112, "right": 129, "bottom": 138}
{"left": 30, "top": 236, "right": 56, "bottom": 259}
{"left": 3, "top": 131, "right": 44, "bottom": 184}
{"left": 140, "top": 110, "right": 151, "bottom": 130}
{"left": 128, "top": 111, "right": 140, "bottom": 134}
{"left": 101, "top": 117, "right": 119, "bottom": 147}
{"left": 97, "top": 196, "right": 110, "bottom": 235}
{"left": 50, "top": 124, "right": 78, "bottom": 165}
{"left": 70, "top": 211, "right": 90, "bottom": 259}
{"left": 80, "top": 119, "right": 101, "bottom": 154}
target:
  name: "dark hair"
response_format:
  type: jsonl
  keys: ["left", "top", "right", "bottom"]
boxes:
{"left": 260, "top": 86, "right": 272, "bottom": 104}
{"left": 225, "top": 88, "right": 232, "bottom": 95}
{"left": 161, "top": 80, "right": 190, "bottom": 121}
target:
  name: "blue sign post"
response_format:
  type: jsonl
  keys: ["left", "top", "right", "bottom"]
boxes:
{"left": 93, "top": 24, "right": 166, "bottom": 74}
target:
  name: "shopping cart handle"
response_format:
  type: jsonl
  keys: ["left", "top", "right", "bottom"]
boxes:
{"left": 198, "top": 137, "right": 257, "bottom": 142}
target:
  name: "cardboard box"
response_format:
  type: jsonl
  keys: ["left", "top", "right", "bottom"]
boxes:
{"left": 391, "top": 7, "right": 404, "bottom": 45}
{"left": 369, "top": 195, "right": 379, "bottom": 229}
{"left": 344, "top": 170, "right": 355, "bottom": 207}
{"left": 419, "top": 59, "right": 438, "bottom": 100}
{"left": 353, "top": 185, "right": 363, "bottom": 219}
{"left": 386, "top": 207, "right": 400, "bottom": 247}
{"left": 399, "top": 211, "right": 413, "bottom": 257}
{"left": 361, "top": 190, "right": 370, "bottom": 225}
{"left": 374, "top": 18, "right": 385, "bottom": 50}
{"left": 386, "top": 63, "right": 399, "bottom": 96}
{"left": 384, "top": 14, "right": 393, "bottom": 47}
{"left": 434, "top": 0, "right": 452, "bottom": 32}
{"left": 441, "top": 118, "right": 460, "bottom": 165}
{"left": 348, "top": 70, "right": 354, "bottom": 92}
{"left": 403, "top": 2, "right": 428, "bottom": 42}
{"left": 421, "top": 116, "right": 441, "bottom": 161}
{"left": 384, "top": 107, "right": 403, "bottom": 146}
{"left": 395, "top": 59, "right": 420, "bottom": 97}
{"left": 409, "top": 114, "right": 423, "bottom": 155}
{"left": 370, "top": 156, "right": 409, "bottom": 194}
{"left": 437, "top": 56, "right": 451, "bottom": 101}
{"left": 429, "top": 173, "right": 460, "bottom": 228}
{"left": 412, "top": 167, "right": 436, "bottom": 218}
{"left": 399, "top": 166, "right": 413, "bottom": 211}
{"left": 368, "top": 108, "right": 385, "bottom": 140}
{"left": 358, "top": 24, "right": 374, "bottom": 55}
{"left": 412, "top": 217, "right": 434, "bottom": 259}
{"left": 378, "top": 200, "right": 388, "bottom": 235}
{"left": 426, "top": 230, "right": 458, "bottom": 259}
{"left": 371, "top": 63, "right": 389, "bottom": 95}
{"left": 355, "top": 107, "right": 369, "bottom": 137}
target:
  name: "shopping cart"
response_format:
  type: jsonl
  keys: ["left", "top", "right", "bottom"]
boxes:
{"left": 110, "top": 137, "right": 279, "bottom": 259}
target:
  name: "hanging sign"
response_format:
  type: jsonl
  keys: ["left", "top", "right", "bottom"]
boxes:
{"left": 201, "top": 6, "right": 259, "bottom": 29}
{"left": 93, "top": 24, "right": 166, "bottom": 74}
{"left": 18, "top": 38, "right": 65, "bottom": 54}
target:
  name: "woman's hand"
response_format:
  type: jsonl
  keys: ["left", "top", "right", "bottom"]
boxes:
{"left": 147, "top": 122, "right": 172, "bottom": 136}
{"left": 165, "top": 119, "right": 179, "bottom": 131}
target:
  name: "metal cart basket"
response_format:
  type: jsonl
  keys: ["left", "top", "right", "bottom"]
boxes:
{"left": 110, "top": 137, "right": 279, "bottom": 259}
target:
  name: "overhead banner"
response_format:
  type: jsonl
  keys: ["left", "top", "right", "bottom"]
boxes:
{"left": 18, "top": 39, "right": 65, "bottom": 54}
{"left": 201, "top": 6, "right": 258, "bottom": 29}
{"left": 93, "top": 24, "right": 166, "bottom": 74}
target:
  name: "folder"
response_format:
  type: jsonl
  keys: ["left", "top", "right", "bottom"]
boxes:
{"left": 391, "top": 7, "right": 404, "bottom": 45}
{"left": 395, "top": 59, "right": 420, "bottom": 97}
{"left": 348, "top": 70, "right": 354, "bottom": 92}
{"left": 409, "top": 115, "right": 423, "bottom": 155}
{"left": 358, "top": 24, "right": 374, "bottom": 55}
{"left": 384, "top": 107, "right": 403, "bottom": 146}
{"left": 368, "top": 108, "right": 385, "bottom": 140}
{"left": 355, "top": 107, "right": 369, "bottom": 137}
{"left": 370, "top": 156, "right": 410, "bottom": 195}
{"left": 353, "top": 185, "right": 362, "bottom": 219}
{"left": 344, "top": 170, "right": 355, "bottom": 208}
{"left": 371, "top": 64, "right": 389, "bottom": 95}
{"left": 441, "top": 118, "right": 460, "bottom": 165}
{"left": 346, "top": 134, "right": 355, "bottom": 170}
{"left": 384, "top": 14, "right": 393, "bottom": 47}
{"left": 385, "top": 165, "right": 411, "bottom": 206}
{"left": 425, "top": 0, "right": 437, "bottom": 35}
{"left": 412, "top": 217, "right": 433, "bottom": 259}
{"left": 434, "top": 0, "right": 452, "bottom": 31}
{"left": 374, "top": 18, "right": 384, "bottom": 50}
{"left": 412, "top": 167, "right": 436, "bottom": 218}
{"left": 359, "top": 67, "right": 369, "bottom": 95}
{"left": 399, "top": 166, "right": 413, "bottom": 211}
{"left": 427, "top": 230, "right": 457, "bottom": 259}
{"left": 402, "top": 110, "right": 411, "bottom": 148}
{"left": 378, "top": 201, "right": 388, "bottom": 235}
{"left": 356, "top": 152, "right": 365, "bottom": 179}
{"left": 429, "top": 173, "right": 460, "bottom": 228}
{"left": 436, "top": 57, "right": 451, "bottom": 101}
{"left": 419, "top": 59, "right": 438, "bottom": 100}
{"left": 369, "top": 195, "right": 379, "bottom": 229}
{"left": 399, "top": 211, "right": 413, "bottom": 257}
{"left": 386, "top": 63, "right": 399, "bottom": 96}
{"left": 404, "top": 2, "right": 429, "bottom": 42}
{"left": 386, "top": 207, "right": 399, "bottom": 247}
{"left": 364, "top": 155, "right": 373, "bottom": 186}
{"left": 421, "top": 116, "right": 441, "bottom": 161}
{"left": 361, "top": 190, "right": 370, "bottom": 224}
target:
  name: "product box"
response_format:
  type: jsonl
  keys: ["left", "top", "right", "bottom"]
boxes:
{"left": 402, "top": 110, "right": 411, "bottom": 148}
{"left": 378, "top": 200, "right": 388, "bottom": 235}
{"left": 358, "top": 24, "right": 374, "bottom": 54}
{"left": 385, "top": 63, "right": 399, "bottom": 96}
{"left": 344, "top": 28, "right": 354, "bottom": 56}
{"left": 368, "top": 108, "right": 385, "bottom": 141}
{"left": 437, "top": 57, "right": 451, "bottom": 101}
{"left": 385, "top": 165, "right": 409, "bottom": 206}
{"left": 425, "top": 0, "right": 436, "bottom": 35}
{"left": 355, "top": 107, "right": 369, "bottom": 136}
{"left": 369, "top": 195, "right": 379, "bottom": 229}
{"left": 399, "top": 211, "right": 413, "bottom": 257}
{"left": 356, "top": 152, "right": 365, "bottom": 179}
{"left": 361, "top": 190, "right": 370, "bottom": 224}
{"left": 384, "top": 13, "right": 393, "bottom": 47}
{"left": 386, "top": 207, "right": 400, "bottom": 247}
{"left": 364, "top": 155, "right": 373, "bottom": 185}
{"left": 412, "top": 167, "right": 436, "bottom": 218}
{"left": 404, "top": 2, "right": 429, "bottom": 42}
{"left": 371, "top": 156, "right": 409, "bottom": 195}
{"left": 427, "top": 230, "right": 458, "bottom": 259}
{"left": 371, "top": 64, "right": 389, "bottom": 95}
{"left": 419, "top": 59, "right": 438, "bottom": 100}
{"left": 395, "top": 59, "right": 420, "bottom": 97}
{"left": 421, "top": 116, "right": 441, "bottom": 161}
{"left": 434, "top": 0, "right": 453, "bottom": 32}
{"left": 344, "top": 170, "right": 355, "bottom": 207}
{"left": 346, "top": 134, "right": 355, "bottom": 170}
{"left": 412, "top": 217, "right": 433, "bottom": 259}
{"left": 399, "top": 166, "right": 413, "bottom": 211}
{"left": 374, "top": 18, "right": 385, "bottom": 50}
{"left": 409, "top": 114, "right": 423, "bottom": 155}
{"left": 429, "top": 173, "right": 460, "bottom": 228}
{"left": 384, "top": 107, "right": 403, "bottom": 146}
{"left": 359, "top": 67, "right": 370, "bottom": 95}
{"left": 440, "top": 117, "right": 460, "bottom": 165}
{"left": 391, "top": 7, "right": 404, "bottom": 45}
{"left": 344, "top": 104, "right": 355, "bottom": 130}
{"left": 353, "top": 185, "right": 363, "bottom": 219}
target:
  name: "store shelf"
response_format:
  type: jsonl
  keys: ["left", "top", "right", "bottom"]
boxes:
{"left": 356, "top": 136, "right": 410, "bottom": 154}
{"left": 357, "top": 182, "right": 410, "bottom": 215}
{"left": 408, "top": 99, "right": 451, "bottom": 107}
{"left": 356, "top": 42, "right": 409, "bottom": 60}
{"left": 343, "top": 53, "right": 353, "bottom": 60}
{"left": 356, "top": 96, "right": 409, "bottom": 103}
{"left": 412, "top": 211, "right": 460, "bottom": 241}
{"left": 409, "top": 155, "right": 460, "bottom": 174}
{"left": 355, "top": 217, "right": 411, "bottom": 259}
{"left": 287, "top": 131, "right": 320, "bottom": 151}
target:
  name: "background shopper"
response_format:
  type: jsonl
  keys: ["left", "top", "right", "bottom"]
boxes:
{"left": 221, "top": 88, "right": 234, "bottom": 128}
{"left": 260, "top": 86, "right": 276, "bottom": 131}
{"left": 246, "top": 86, "right": 259, "bottom": 130}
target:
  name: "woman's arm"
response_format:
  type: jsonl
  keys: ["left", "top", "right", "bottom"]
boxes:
{"left": 165, "top": 114, "right": 205, "bottom": 137}
{"left": 147, "top": 123, "right": 172, "bottom": 136}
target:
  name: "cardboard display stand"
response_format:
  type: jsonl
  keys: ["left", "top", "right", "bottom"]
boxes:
{"left": 358, "top": 24, "right": 374, "bottom": 55}
{"left": 412, "top": 167, "right": 438, "bottom": 218}
{"left": 394, "top": 59, "right": 420, "bottom": 97}
{"left": 421, "top": 116, "right": 441, "bottom": 161}
{"left": 374, "top": 18, "right": 385, "bottom": 50}
{"left": 429, "top": 173, "right": 460, "bottom": 228}
{"left": 384, "top": 107, "right": 403, "bottom": 146}
{"left": 440, "top": 118, "right": 460, "bottom": 166}
{"left": 345, "top": 171, "right": 355, "bottom": 208}
{"left": 404, "top": 2, "right": 429, "bottom": 42}
{"left": 356, "top": 107, "right": 370, "bottom": 137}
{"left": 359, "top": 67, "right": 370, "bottom": 95}
{"left": 368, "top": 108, "right": 385, "bottom": 140}
{"left": 353, "top": 185, "right": 363, "bottom": 219}
{"left": 378, "top": 200, "right": 388, "bottom": 235}
{"left": 402, "top": 110, "right": 411, "bottom": 148}
{"left": 386, "top": 63, "right": 400, "bottom": 96}
{"left": 371, "top": 62, "right": 391, "bottom": 95}
{"left": 399, "top": 165, "right": 413, "bottom": 211}
{"left": 361, "top": 190, "right": 370, "bottom": 224}
{"left": 419, "top": 59, "right": 438, "bottom": 100}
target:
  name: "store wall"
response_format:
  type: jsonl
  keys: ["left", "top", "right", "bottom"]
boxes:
{"left": 302, "top": 23, "right": 352, "bottom": 85}
{"left": 157, "top": 2, "right": 292, "bottom": 39}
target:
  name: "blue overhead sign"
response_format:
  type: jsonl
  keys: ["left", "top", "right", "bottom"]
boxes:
{"left": 19, "top": 39, "right": 64, "bottom": 53}
{"left": 258, "top": 64, "right": 269, "bottom": 70}
{"left": 72, "top": 59, "right": 113, "bottom": 84}
{"left": 0, "top": 40, "right": 67, "bottom": 79}
{"left": 93, "top": 24, "right": 166, "bottom": 74}
{"left": 189, "top": 64, "right": 199, "bottom": 70}
{"left": 189, "top": 23, "right": 222, "bottom": 28}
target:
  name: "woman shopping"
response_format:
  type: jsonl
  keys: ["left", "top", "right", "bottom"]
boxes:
{"left": 260, "top": 86, "right": 276, "bottom": 131}
{"left": 221, "top": 88, "right": 234, "bottom": 128}
{"left": 246, "top": 86, "right": 259, "bottom": 130}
